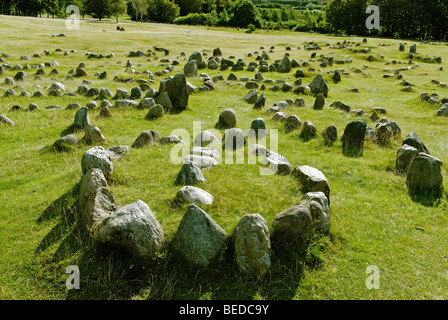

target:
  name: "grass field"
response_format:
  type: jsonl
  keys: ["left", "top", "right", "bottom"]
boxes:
{"left": 0, "top": 15, "right": 447, "bottom": 300}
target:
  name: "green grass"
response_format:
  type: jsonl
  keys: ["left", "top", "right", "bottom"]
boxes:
{"left": 0, "top": 15, "right": 447, "bottom": 300}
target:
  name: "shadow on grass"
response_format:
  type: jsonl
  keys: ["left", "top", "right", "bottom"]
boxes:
{"left": 36, "top": 183, "right": 326, "bottom": 300}
{"left": 409, "top": 187, "right": 446, "bottom": 207}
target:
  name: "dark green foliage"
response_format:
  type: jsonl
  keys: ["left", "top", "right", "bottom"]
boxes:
{"left": 228, "top": 0, "right": 263, "bottom": 28}
{"left": 326, "top": 0, "right": 448, "bottom": 41}
{"left": 173, "top": 12, "right": 218, "bottom": 26}
{"left": 83, "top": 0, "right": 111, "bottom": 20}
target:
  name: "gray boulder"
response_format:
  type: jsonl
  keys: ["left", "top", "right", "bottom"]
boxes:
{"left": 115, "top": 99, "right": 139, "bottom": 108}
{"left": 341, "top": 120, "right": 366, "bottom": 157}
{"left": 278, "top": 55, "right": 292, "bottom": 73}
{"left": 157, "top": 74, "right": 189, "bottom": 112}
{"left": 300, "top": 121, "right": 317, "bottom": 140}
{"left": 184, "top": 60, "right": 198, "bottom": 77}
{"left": 402, "top": 131, "right": 429, "bottom": 154}
{"left": 175, "top": 186, "right": 214, "bottom": 205}
{"left": 321, "top": 124, "right": 337, "bottom": 144}
{"left": 53, "top": 134, "right": 78, "bottom": 151}
{"left": 232, "top": 214, "right": 271, "bottom": 277}
{"left": 292, "top": 165, "right": 330, "bottom": 201}
{"left": 406, "top": 153, "right": 443, "bottom": 193}
{"left": 174, "top": 162, "right": 206, "bottom": 185}
{"left": 218, "top": 108, "right": 237, "bottom": 128}
{"left": 183, "top": 154, "right": 218, "bottom": 170}
{"left": 272, "top": 205, "right": 312, "bottom": 251}
{"left": 436, "top": 104, "right": 448, "bottom": 117}
{"left": 300, "top": 192, "right": 330, "bottom": 234}
{"left": 81, "top": 146, "right": 114, "bottom": 179}
{"left": 170, "top": 204, "right": 227, "bottom": 268}
{"left": 313, "top": 93, "right": 325, "bottom": 110}
{"left": 83, "top": 124, "right": 106, "bottom": 145}
{"left": 73, "top": 106, "right": 90, "bottom": 131}
{"left": 146, "top": 104, "right": 164, "bottom": 120}
{"left": 285, "top": 115, "right": 301, "bottom": 132}
{"left": 396, "top": 144, "right": 419, "bottom": 174}
{"left": 190, "top": 147, "right": 221, "bottom": 160}
{"left": 308, "top": 74, "right": 329, "bottom": 97}
{"left": 131, "top": 130, "right": 161, "bottom": 148}
{"left": 243, "top": 89, "right": 258, "bottom": 104}
{"left": 98, "top": 200, "right": 165, "bottom": 259}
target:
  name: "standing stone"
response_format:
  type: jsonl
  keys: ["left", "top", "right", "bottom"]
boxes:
{"left": 375, "top": 123, "right": 392, "bottom": 146}
{"left": 285, "top": 115, "right": 301, "bottom": 133}
{"left": 406, "top": 153, "right": 443, "bottom": 194}
{"left": 98, "top": 200, "right": 165, "bottom": 259}
{"left": 249, "top": 118, "right": 267, "bottom": 139}
{"left": 292, "top": 165, "right": 331, "bottom": 201}
{"left": 399, "top": 43, "right": 405, "bottom": 51}
{"left": 157, "top": 74, "right": 190, "bottom": 112}
{"left": 265, "top": 151, "right": 292, "bottom": 175}
{"left": 436, "top": 104, "right": 448, "bottom": 117}
{"left": 332, "top": 70, "right": 341, "bottom": 82}
{"left": 13, "top": 71, "right": 27, "bottom": 82}
{"left": 175, "top": 162, "right": 206, "bottom": 185}
{"left": 73, "top": 106, "right": 90, "bottom": 131}
{"left": 75, "top": 68, "right": 88, "bottom": 77}
{"left": 81, "top": 146, "right": 114, "bottom": 179}
{"left": 278, "top": 55, "right": 292, "bottom": 73}
{"left": 300, "top": 121, "right": 317, "bottom": 140}
{"left": 402, "top": 131, "right": 430, "bottom": 154}
{"left": 79, "top": 168, "right": 119, "bottom": 232}
{"left": 218, "top": 108, "right": 237, "bottom": 128}
{"left": 309, "top": 74, "right": 329, "bottom": 97}
{"left": 146, "top": 104, "right": 164, "bottom": 120}
{"left": 233, "top": 214, "right": 271, "bottom": 277}
{"left": 97, "top": 106, "right": 112, "bottom": 119}
{"left": 130, "top": 86, "right": 143, "bottom": 99}
{"left": 321, "top": 124, "right": 337, "bottom": 145}
{"left": 83, "top": 124, "right": 106, "bottom": 145}
{"left": 409, "top": 44, "right": 417, "bottom": 54}
{"left": 243, "top": 89, "right": 258, "bottom": 104}
{"left": 313, "top": 93, "right": 325, "bottom": 110}
{"left": 188, "top": 51, "right": 203, "bottom": 65}
{"left": 184, "top": 60, "right": 198, "bottom": 77}
{"left": 170, "top": 204, "right": 227, "bottom": 268}
{"left": 341, "top": 120, "right": 366, "bottom": 157}
{"left": 295, "top": 98, "right": 305, "bottom": 108}
{"left": 114, "top": 88, "right": 128, "bottom": 99}
{"left": 213, "top": 48, "right": 222, "bottom": 57}
{"left": 155, "top": 91, "right": 173, "bottom": 111}
{"left": 131, "top": 130, "right": 161, "bottom": 148}
{"left": 300, "top": 192, "right": 330, "bottom": 234}
{"left": 272, "top": 205, "right": 312, "bottom": 251}
{"left": 396, "top": 144, "right": 419, "bottom": 174}
{"left": 254, "top": 93, "right": 266, "bottom": 109}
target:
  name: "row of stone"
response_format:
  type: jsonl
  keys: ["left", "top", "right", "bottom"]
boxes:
{"left": 78, "top": 136, "right": 330, "bottom": 276}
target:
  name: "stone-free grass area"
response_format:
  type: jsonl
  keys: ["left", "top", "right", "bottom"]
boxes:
{"left": 0, "top": 15, "right": 447, "bottom": 299}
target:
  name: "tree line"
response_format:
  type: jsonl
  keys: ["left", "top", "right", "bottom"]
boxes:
{"left": 1, "top": 0, "right": 448, "bottom": 41}
{"left": 326, "top": 0, "right": 448, "bottom": 41}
